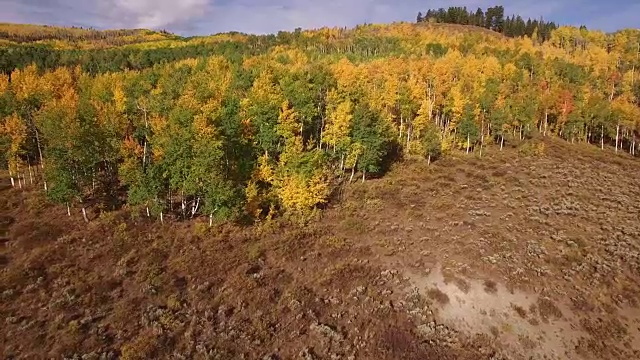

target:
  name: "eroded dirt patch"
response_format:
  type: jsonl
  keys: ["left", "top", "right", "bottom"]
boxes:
{"left": 408, "top": 266, "right": 588, "bottom": 359}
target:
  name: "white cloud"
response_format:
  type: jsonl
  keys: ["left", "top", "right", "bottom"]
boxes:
{"left": 105, "top": 0, "right": 211, "bottom": 29}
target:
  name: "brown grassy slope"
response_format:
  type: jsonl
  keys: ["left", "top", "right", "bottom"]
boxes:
{"left": 1, "top": 137, "right": 640, "bottom": 359}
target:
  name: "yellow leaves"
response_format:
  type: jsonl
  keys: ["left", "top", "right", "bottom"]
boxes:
{"left": 276, "top": 172, "right": 329, "bottom": 215}
{"left": 2, "top": 113, "right": 27, "bottom": 154}
{"left": 480, "top": 56, "right": 501, "bottom": 80}
{"left": 250, "top": 71, "right": 279, "bottom": 100}
{"left": 113, "top": 82, "right": 127, "bottom": 114}
{"left": 256, "top": 153, "right": 275, "bottom": 184}
{"left": 205, "top": 56, "right": 232, "bottom": 96}
{"left": 445, "top": 84, "right": 466, "bottom": 126}
{"left": 1, "top": 113, "right": 27, "bottom": 174}
{"left": 149, "top": 114, "right": 168, "bottom": 135}
{"left": 12, "top": 64, "right": 43, "bottom": 100}
{"left": 412, "top": 99, "right": 433, "bottom": 138}
{"left": 277, "top": 101, "right": 301, "bottom": 141}
{"left": 612, "top": 98, "right": 640, "bottom": 127}
{"left": 331, "top": 58, "right": 360, "bottom": 92}
{"left": 503, "top": 63, "right": 518, "bottom": 81}
{"left": 193, "top": 113, "right": 216, "bottom": 140}
{"left": 244, "top": 180, "right": 264, "bottom": 219}
{"left": 345, "top": 143, "right": 364, "bottom": 169}
{"left": 177, "top": 88, "right": 201, "bottom": 112}
{"left": 173, "top": 58, "right": 199, "bottom": 69}
{"left": 0, "top": 73, "right": 8, "bottom": 93}
{"left": 324, "top": 95, "right": 353, "bottom": 151}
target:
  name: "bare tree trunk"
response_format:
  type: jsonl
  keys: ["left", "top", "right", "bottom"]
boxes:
{"left": 544, "top": 111, "right": 548, "bottom": 137}
{"left": 146, "top": 206, "right": 150, "bottom": 217}
{"left": 601, "top": 125, "right": 604, "bottom": 150}
{"left": 160, "top": 211, "right": 164, "bottom": 224}
{"left": 480, "top": 119, "right": 484, "bottom": 157}
{"left": 34, "top": 126, "right": 47, "bottom": 191}
{"left": 191, "top": 197, "right": 200, "bottom": 218}
{"left": 500, "top": 135, "right": 504, "bottom": 151}
{"left": 82, "top": 206, "right": 89, "bottom": 223}
{"left": 209, "top": 213, "right": 213, "bottom": 227}
{"left": 519, "top": 126, "right": 523, "bottom": 141}
{"left": 362, "top": 170, "right": 366, "bottom": 183}
{"left": 9, "top": 168, "right": 15, "bottom": 187}
{"left": 399, "top": 114, "right": 404, "bottom": 143}
{"left": 349, "top": 156, "right": 358, "bottom": 183}
{"left": 428, "top": 154, "right": 431, "bottom": 166}
{"left": 28, "top": 159, "right": 33, "bottom": 184}
{"left": 67, "top": 203, "right": 71, "bottom": 217}
{"left": 340, "top": 153, "right": 345, "bottom": 172}
{"left": 466, "top": 134, "right": 470, "bottom": 154}
{"left": 181, "top": 191, "right": 186, "bottom": 218}
{"left": 615, "top": 123, "right": 620, "bottom": 153}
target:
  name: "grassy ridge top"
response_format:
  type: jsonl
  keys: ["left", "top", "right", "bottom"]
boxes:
{"left": 0, "top": 23, "right": 179, "bottom": 49}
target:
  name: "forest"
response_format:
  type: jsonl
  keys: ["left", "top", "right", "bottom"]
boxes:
{"left": 1, "top": 13, "right": 640, "bottom": 224}
{"left": 417, "top": 6, "right": 559, "bottom": 41}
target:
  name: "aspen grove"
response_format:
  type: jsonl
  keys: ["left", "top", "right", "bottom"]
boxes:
{"left": 1, "top": 18, "right": 640, "bottom": 222}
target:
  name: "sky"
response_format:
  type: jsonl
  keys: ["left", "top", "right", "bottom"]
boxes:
{"left": 0, "top": 0, "right": 638, "bottom": 36}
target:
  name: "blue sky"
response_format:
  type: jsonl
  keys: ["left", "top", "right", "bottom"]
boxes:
{"left": 0, "top": 0, "right": 638, "bottom": 35}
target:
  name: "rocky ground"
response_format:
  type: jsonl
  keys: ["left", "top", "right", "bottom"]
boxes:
{"left": 1, "top": 137, "right": 639, "bottom": 359}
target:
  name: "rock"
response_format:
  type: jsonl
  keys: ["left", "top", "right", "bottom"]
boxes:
{"left": 310, "top": 322, "right": 343, "bottom": 342}
{"left": 299, "top": 347, "right": 316, "bottom": 360}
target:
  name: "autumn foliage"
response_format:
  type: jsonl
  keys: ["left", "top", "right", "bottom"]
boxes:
{"left": 1, "top": 18, "right": 639, "bottom": 222}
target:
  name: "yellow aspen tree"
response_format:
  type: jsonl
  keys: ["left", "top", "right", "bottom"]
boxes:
{"left": 2, "top": 113, "right": 27, "bottom": 188}
{"left": 323, "top": 91, "right": 353, "bottom": 168}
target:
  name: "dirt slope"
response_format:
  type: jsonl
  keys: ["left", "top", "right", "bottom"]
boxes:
{"left": 1, "top": 137, "right": 639, "bottom": 359}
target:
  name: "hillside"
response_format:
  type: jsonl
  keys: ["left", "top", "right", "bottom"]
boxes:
{"left": 1, "top": 13, "right": 640, "bottom": 359}
{"left": 1, "top": 138, "right": 639, "bottom": 359}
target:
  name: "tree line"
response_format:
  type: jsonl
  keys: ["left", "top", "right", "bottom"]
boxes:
{"left": 1, "top": 22, "right": 639, "bottom": 224}
{"left": 417, "top": 5, "right": 558, "bottom": 41}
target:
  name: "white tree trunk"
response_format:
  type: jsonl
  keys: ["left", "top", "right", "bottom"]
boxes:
{"left": 615, "top": 123, "right": 620, "bottom": 153}
{"left": 181, "top": 192, "right": 186, "bottom": 218}
{"left": 362, "top": 170, "right": 366, "bottom": 183}
{"left": 28, "top": 161, "right": 33, "bottom": 184}
{"left": 209, "top": 213, "right": 213, "bottom": 227}
{"left": 191, "top": 197, "right": 200, "bottom": 218}
{"left": 9, "top": 168, "right": 15, "bottom": 187}
{"left": 601, "top": 126, "right": 604, "bottom": 150}
{"left": 466, "top": 134, "right": 470, "bottom": 154}
{"left": 160, "top": 211, "right": 164, "bottom": 224}
{"left": 82, "top": 207, "right": 89, "bottom": 223}
{"left": 67, "top": 203, "right": 71, "bottom": 217}
{"left": 500, "top": 135, "right": 504, "bottom": 151}
{"left": 428, "top": 154, "right": 431, "bottom": 166}
{"left": 349, "top": 155, "right": 358, "bottom": 183}
{"left": 480, "top": 119, "right": 484, "bottom": 157}
{"left": 146, "top": 206, "right": 150, "bottom": 217}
